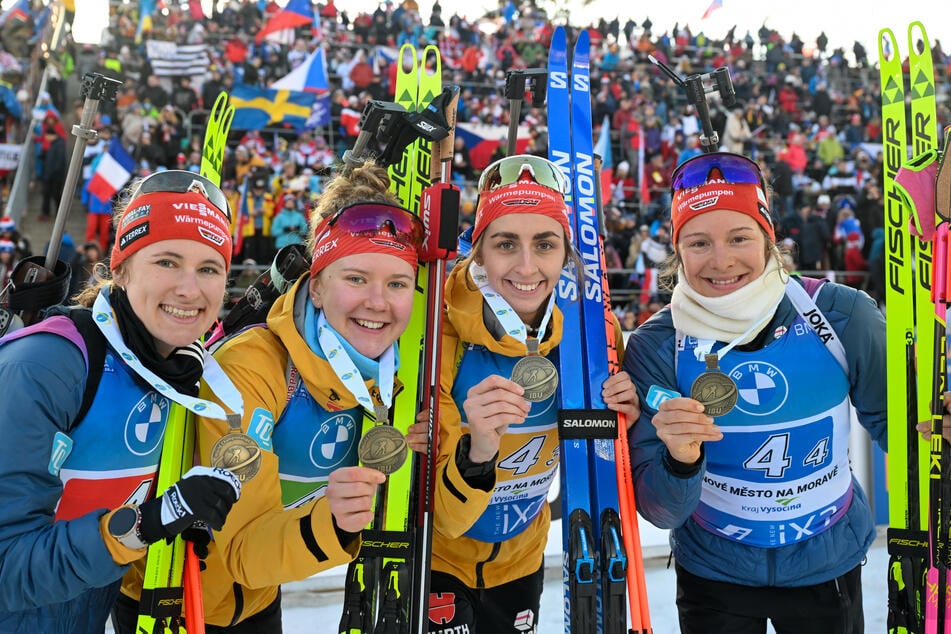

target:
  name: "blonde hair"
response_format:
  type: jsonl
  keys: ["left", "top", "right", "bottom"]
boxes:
{"left": 73, "top": 262, "right": 118, "bottom": 307}
{"left": 305, "top": 161, "right": 402, "bottom": 256}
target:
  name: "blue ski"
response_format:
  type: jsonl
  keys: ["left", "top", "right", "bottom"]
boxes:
{"left": 549, "top": 26, "right": 632, "bottom": 633}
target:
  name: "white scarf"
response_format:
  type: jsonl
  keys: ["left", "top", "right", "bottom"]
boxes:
{"left": 670, "top": 256, "right": 787, "bottom": 345}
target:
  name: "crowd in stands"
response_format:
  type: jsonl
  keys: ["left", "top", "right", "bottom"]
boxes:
{"left": 10, "top": 0, "right": 951, "bottom": 318}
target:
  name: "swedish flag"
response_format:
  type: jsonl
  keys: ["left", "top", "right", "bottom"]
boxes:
{"left": 230, "top": 84, "right": 317, "bottom": 131}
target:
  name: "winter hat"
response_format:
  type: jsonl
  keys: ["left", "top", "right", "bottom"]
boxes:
{"left": 670, "top": 153, "right": 774, "bottom": 245}
{"left": 473, "top": 181, "right": 571, "bottom": 245}
{"left": 817, "top": 194, "right": 831, "bottom": 206}
{"left": 0, "top": 239, "right": 14, "bottom": 253}
{"left": 0, "top": 216, "right": 14, "bottom": 232}
{"left": 110, "top": 189, "right": 232, "bottom": 272}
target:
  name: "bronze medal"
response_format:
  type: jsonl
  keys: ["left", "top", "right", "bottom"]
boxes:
{"left": 358, "top": 425, "right": 408, "bottom": 475}
{"left": 210, "top": 413, "right": 262, "bottom": 482}
{"left": 510, "top": 355, "right": 559, "bottom": 402}
{"left": 689, "top": 354, "right": 738, "bottom": 417}
{"left": 510, "top": 336, "right": 558, "bottom": 403}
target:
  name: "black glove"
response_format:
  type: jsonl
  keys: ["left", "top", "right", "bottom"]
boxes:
{"left": 182, "top": 525, "right": 212, "bottom": 559}
{"left": 139, "top": 466, "right": 242, "bottom": 544}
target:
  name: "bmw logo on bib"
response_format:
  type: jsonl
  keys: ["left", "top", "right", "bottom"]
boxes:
{"left": 310, "top": 413, "right": 358, "bottom": 469}
{"left": 125, "top": 393, "right": 171, "bottom": 455}
{"left": 728, "top": 361, "right": 789, "bottom": 416}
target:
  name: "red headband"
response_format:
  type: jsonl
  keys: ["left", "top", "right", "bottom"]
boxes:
{"left": 670, "top": 181, "right": 774, "bottom": 244}
{"left": 472, "top": 182, "right": 572, "bottom": 243}
{"left": 110, "top": 191, "right": 233, "bottom": 271}
{"left": 310, "top": 219, "right": 419, "bottom": 277}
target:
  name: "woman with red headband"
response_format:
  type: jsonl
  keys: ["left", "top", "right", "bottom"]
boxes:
{"left": 407, "top": 154, "right": 640, "bottom": 631}
{"left": 0, "top": 171, "right": 243, "bottom": 632}
{"left": 624, "top": 151, "right": 887, "bottom": 633}
{"left": 193, "top": 161, "right": 418, "bottom": 631}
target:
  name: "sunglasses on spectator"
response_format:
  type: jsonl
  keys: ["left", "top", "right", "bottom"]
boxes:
{"left": 478, "top": 155, "right": 568, "bottom": 194}
{"left": 671, "top": 152, "right": 766, "bottom": 193}
{"left": 135, "top": 170, "right": 232, "bottom": 223}
{"left": 323, "top": 201, "right": 423, "bottom": 248}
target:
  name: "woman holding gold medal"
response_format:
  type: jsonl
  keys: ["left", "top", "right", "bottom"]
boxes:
{"left": 624, "top": 151, "right": 887, "bottom": 633}
{"left": 406, "top": 154, "right": 640, "bottom": 632}
{"left": 194, "top": 161, "right": 420, "bottom": 631}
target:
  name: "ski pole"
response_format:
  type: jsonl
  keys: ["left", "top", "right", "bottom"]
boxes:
{"left": 3, "top": 73, "right": 120, "bottom": 332}
{"left": 45, "top": 73, "right": 121, "bottom": 270}
{"left": 594, "top": 153, "right": 652, "bottom": 633}
{"left": 184, "top": 541, "right": 206, "bottom": 634}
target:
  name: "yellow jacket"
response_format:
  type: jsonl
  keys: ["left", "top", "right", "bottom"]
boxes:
{"left": 429, "top": 260, "right": 566, "bottom": 588}
{"left": 193, "top": 277, "right": 390, "bottom": 626}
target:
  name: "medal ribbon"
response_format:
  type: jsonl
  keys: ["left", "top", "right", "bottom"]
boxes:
{"left": 316, "top": 311, "right": 394, "bottom": 421}
{"left": 92, "top": 290, "right": 243, "bottom": 420}
{"left": 693, "top": 296, "right": 785, "bottom": 363}
{"left": 469, "top": 260, "right": 555, "bottom": 353}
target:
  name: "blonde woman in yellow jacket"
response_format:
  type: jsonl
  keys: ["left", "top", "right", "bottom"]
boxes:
{"left": 195, "top": 162, "right": 424, "bottom": 630}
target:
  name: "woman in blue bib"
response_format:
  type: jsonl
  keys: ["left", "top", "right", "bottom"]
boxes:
{"left": 0, "top": 171, "right": 243, "bottom": 633}
{"left": 624, "top": 152, "right": 887, "bottom": 633}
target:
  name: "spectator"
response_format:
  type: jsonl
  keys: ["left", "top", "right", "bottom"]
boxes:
{"left": 270, "top": 194, "right": 309, "bottom": 249}
{"left": 798, "top": 202, "right": 832, "bottom": 272}
{"left": 0, "top": 238, "right": 15, "bottom": 288}
{"left": 39, "top": 115, "right": 67, "bottom": 221}
{"left": 721, "top": 105, "right": 752, "bottom": 154}
{"left": 240, "top": 175, "right": 276, "bottom": 264}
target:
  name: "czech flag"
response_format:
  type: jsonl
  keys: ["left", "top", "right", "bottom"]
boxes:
{"left": 255, "top": 0, "right": 315, "bottom": 44}
{"left": 454, "top": 122, "right": 531, "bottom": 170}
{"left": 88, "top": 140, "right": 135, "bottom": 203}
{"left": 271, "top": 47, "right": 330, "bottom": 94}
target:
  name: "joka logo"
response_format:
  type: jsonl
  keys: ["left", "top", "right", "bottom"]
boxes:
{"left": 728, "top": 361, "right": 789, "bottom": 416}
{"left": 428, "top": 592, "right": 456, "bottom": 624}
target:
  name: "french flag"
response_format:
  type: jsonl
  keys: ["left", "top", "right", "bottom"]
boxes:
{"left": 88, "top": 140, "right": 135, "bottom": 203}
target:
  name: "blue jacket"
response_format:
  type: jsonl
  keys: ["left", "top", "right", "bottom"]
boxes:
{"left": 0, "top": 321, "right": 129, "bottom": 632}
{"left": 623, "top": 278, "right": 887, "bottom": 587}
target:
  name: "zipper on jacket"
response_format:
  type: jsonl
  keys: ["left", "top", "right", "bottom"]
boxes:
{"left": 475, "top": 542, "right": 502, "bottom": 589}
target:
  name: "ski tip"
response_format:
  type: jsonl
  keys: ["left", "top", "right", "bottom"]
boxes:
{"left": 878, "top": 28, "right": 899, "bottom": 60}
{"left": 908, "top": 21, "right": 930, "bottom": 52}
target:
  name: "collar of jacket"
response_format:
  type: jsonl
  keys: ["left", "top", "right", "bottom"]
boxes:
{"left": 267, "top": 275, "right": 403, "bottom": 412}
{"left": 445, "top": 258, "right": 563, "bottom": 358}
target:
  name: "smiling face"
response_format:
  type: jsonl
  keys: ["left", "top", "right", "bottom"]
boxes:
{"left": 309, "top": 252, "right": 416, "bottom": 359}
{"left": 115, "top": 239, "right": 228, "bottom": 357}
{"left": 475, "top": 213, "right": 566, "bottom": 326}
{"left": 677, "top": 209, "right": 768, "bottom": 297}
